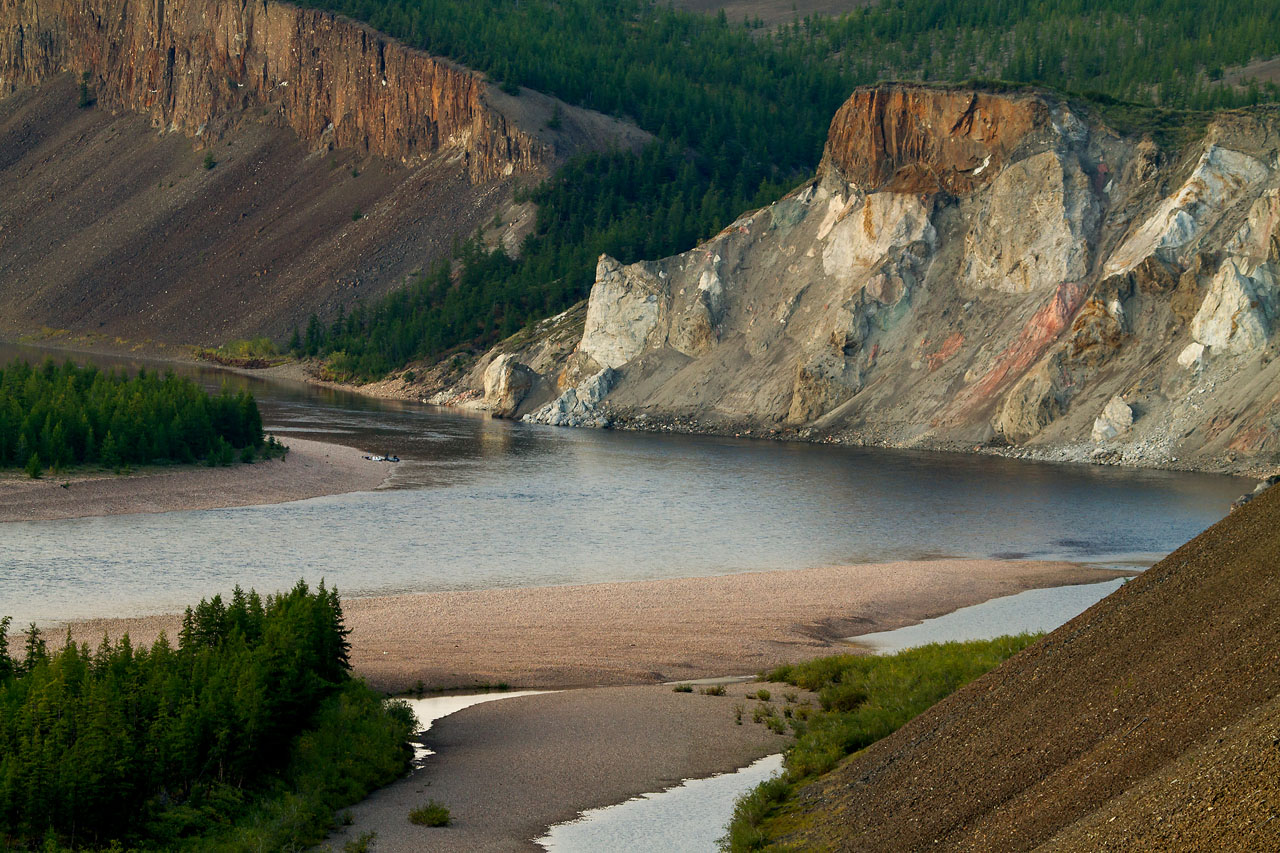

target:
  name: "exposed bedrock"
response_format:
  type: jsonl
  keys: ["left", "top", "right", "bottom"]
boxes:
{"left": 0, "top": 0, "right": 550, "bottom": 180}
{"left": 425, "top": 83, "right": 1280, "bottom": 473}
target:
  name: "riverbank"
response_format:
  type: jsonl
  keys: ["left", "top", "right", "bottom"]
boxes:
{"left": 9, "top": 333, "right": 1272, "bottom": 478}
{"left": 328, "top": 683, "right": 804, "bottom": 853}
{"left": 259, "top": 359, "right": 1279, "bottom": 480}
{"left": 64, "top": 559, "right": 1127, "bottom": 691}
{"left": 0, "top": 437, "right": 391, "bottom": 522}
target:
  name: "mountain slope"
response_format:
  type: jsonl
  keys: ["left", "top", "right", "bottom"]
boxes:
{"left": 0, "top": 0, "right": 645, "bottom": 344}
{"left": 764, "top": 483, "right": 1280, "bottom": 851}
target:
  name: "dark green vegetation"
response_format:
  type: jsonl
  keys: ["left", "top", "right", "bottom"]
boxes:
{"left": 0, "top": 358, "right": 277, "bottom": 475}
{"left": 0, "top": 582, "right": 415, "bottom": 851}
{"left": 723, "top": 635, "right": 1040, "bottom": 851}
{"left": 292, "top": 0, "right": 1280, "bottom": 381}
{"left": 407, "top": 800, "right": 451, "bottom": 827}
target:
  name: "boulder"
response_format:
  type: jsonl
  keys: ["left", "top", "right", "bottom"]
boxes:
{"left": 1091, "top": 396, "right": 1134, "bottom": 443}
{"left": 994, "top": 361, "right": 1063, "bottom": 443}
{"left": 1177, "top": 342, "right": 1206, "bottom": 369}
{"left": 786, "top": 353, "right": 863, "bottom": 425}
{"left": 482, "top": 354, "right": 536, "bottom": 417}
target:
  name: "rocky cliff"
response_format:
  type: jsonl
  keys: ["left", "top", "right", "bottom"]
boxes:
{"left": 0, "top": 0, "right": 548, "bottom": 181}
{"left": 0, "top": 0, "right": 646, "bottom": 344}
{"left": 441, "top": 84, "right": 1280, "bottom": 475}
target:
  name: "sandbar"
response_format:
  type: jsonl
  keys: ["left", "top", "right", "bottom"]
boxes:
{"left": 65, "top": 559, "right": 1127, "bottom": 691}
{"left": 0, "top": 437, "right": 391, "bottom": 522}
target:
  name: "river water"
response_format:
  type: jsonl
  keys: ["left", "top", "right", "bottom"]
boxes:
{"left": 0, "top": 343, "right": 1248, "bottom": 626}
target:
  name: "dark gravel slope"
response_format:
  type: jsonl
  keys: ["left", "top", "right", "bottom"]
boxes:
{"left": 776, "top": 483, "right": 1280, "bottom": 852}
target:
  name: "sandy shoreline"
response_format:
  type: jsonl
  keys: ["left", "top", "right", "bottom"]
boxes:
{"left": 65, "top": 558, "right": 1127, "bottom": 692}
{"left": 0, "top": 437, "right": 392, "bottom": 522}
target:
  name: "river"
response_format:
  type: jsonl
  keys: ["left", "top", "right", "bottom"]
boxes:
{"left": 0, "top": 343, "right": 1248, "bottom": 626}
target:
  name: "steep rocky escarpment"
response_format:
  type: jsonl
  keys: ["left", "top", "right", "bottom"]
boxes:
{"left": 435, "top": 84, "right": 1280, "bottom": 475}
{"left": 0, "top": 0, "right": 646, "bottom": 344}
{"left": 0, "top": 0, "right": 553, "bottom": 181}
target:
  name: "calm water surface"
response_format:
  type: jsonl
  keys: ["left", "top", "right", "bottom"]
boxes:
{"left": 0, "top": 343, "right": 1248, "bottom": 625}
{"left": 537, "top": 754, "right": 784, "bottom": 853}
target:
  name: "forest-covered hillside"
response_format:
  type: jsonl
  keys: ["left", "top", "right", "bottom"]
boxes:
{"left": 296, "top": 0, "right": 1280, "bottom": 380}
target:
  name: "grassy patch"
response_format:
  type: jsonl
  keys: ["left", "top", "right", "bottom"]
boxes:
{"left": 408, "top": 800, "right": 452, "bottom": 827}
{"left": 722, "top": 635, "right": 1041, "bottom": 851}
{"left": 195, "top": 336, "right": 290, "bottom": 369}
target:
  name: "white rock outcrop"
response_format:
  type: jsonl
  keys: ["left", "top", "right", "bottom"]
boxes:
{"left": 1106, "top": 146, "right": 1269, "bottom": 276}
{"left": 963, "top": 151, "right": 1097, "bottom": 294}
{"left": 579, "top": 256, "right": 667, "bottom": 369}
{"left": 1092, "top": 396, "right": 1134, "bottom": 443}
{"left": 1190, "top": 257, "right": 1277, "bottom": 354}
{"left": 820, "top": 193, "right": 935, "bottom": 282}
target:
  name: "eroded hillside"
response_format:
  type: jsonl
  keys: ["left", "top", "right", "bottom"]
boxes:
{"left": 0, "top": 0, "right": 645, "bottom": 343}
{"left": 441, "top": 84, "right": 1280, "bottom": 474}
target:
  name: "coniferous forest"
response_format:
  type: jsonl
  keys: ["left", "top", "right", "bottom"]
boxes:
{"left": 0, "top": 359, "right": 276, "bottom": 474}
{"left": 292, "top": 0, "right": 1280, "bottom": 380}
{"left": 0, "top": 582, "right": 414, "bottom": 850}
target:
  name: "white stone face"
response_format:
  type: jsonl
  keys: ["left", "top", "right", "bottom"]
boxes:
{"left": 962, "top": 151, "right": 1095, "bottom": 294}
{"left": 1190, "top": 257, "right": 1277, "bottom": 353}
{"left": 579, "top": 256, "right": 667, "bottom": 369}
{"left": 1227, "top": 188, "right": 1280, "bottom": 263}
{"left": 1177, "top": 342, "right": 1206, "bottom": 369}
{"left": 820, "top": 193, "right": 935, "bottom": 282}
{"left": 1106, "top": 146, "right": 1270, "bottom": 276}
{"left": 1092, "top": 396, "right": 1134, "bottom": 443}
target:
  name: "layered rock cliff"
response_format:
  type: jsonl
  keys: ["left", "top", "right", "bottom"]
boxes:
{"left": 440, "top": 84, "right": 1280, "bottom": 475}
{"left": 0, "top": 0, "right": 548, "bottom": 181}
{"left": 0, "top": 0, "right": 646, "bottom": 344}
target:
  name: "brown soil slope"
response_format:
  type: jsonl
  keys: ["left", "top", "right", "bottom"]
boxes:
{"left": 0, "top": 76, "right": 506, "bottom": 344}
{"left": 775, "top": 484, "right": 1280, "bottom": 852}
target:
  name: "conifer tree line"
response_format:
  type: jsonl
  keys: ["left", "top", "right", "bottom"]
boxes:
{"left": 0, "top": 359, "right": 271, "bottom": 472}
{"left": 295, "top": 0, "right": 1280, "bottom": 380}
{"left": 0, "top": 582, "right": 414, "bottom": 849}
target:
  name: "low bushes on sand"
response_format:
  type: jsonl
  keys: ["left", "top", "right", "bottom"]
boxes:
{"left": 722, "top": 635, "right": 1040, "bottom": 851}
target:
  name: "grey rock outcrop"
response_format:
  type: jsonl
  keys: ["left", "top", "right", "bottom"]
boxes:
{"left": 524, "top": 368, "right": 619, "bottom": 427}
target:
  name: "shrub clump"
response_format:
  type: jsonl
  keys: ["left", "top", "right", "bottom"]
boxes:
{"left": 408, "top": 801, "right": 451, "bottom": 827}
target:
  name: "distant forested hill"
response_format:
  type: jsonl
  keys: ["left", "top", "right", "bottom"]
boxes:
{"left": 297, "top": 0, "right": 1280, "bottom": 380}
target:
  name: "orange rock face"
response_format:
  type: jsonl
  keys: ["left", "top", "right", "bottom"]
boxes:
{"left": 0, "top": 0, "right": 548, "bottom": 181}
{"left": 821, "top": 84, "right": 1048, "bottom": 195}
